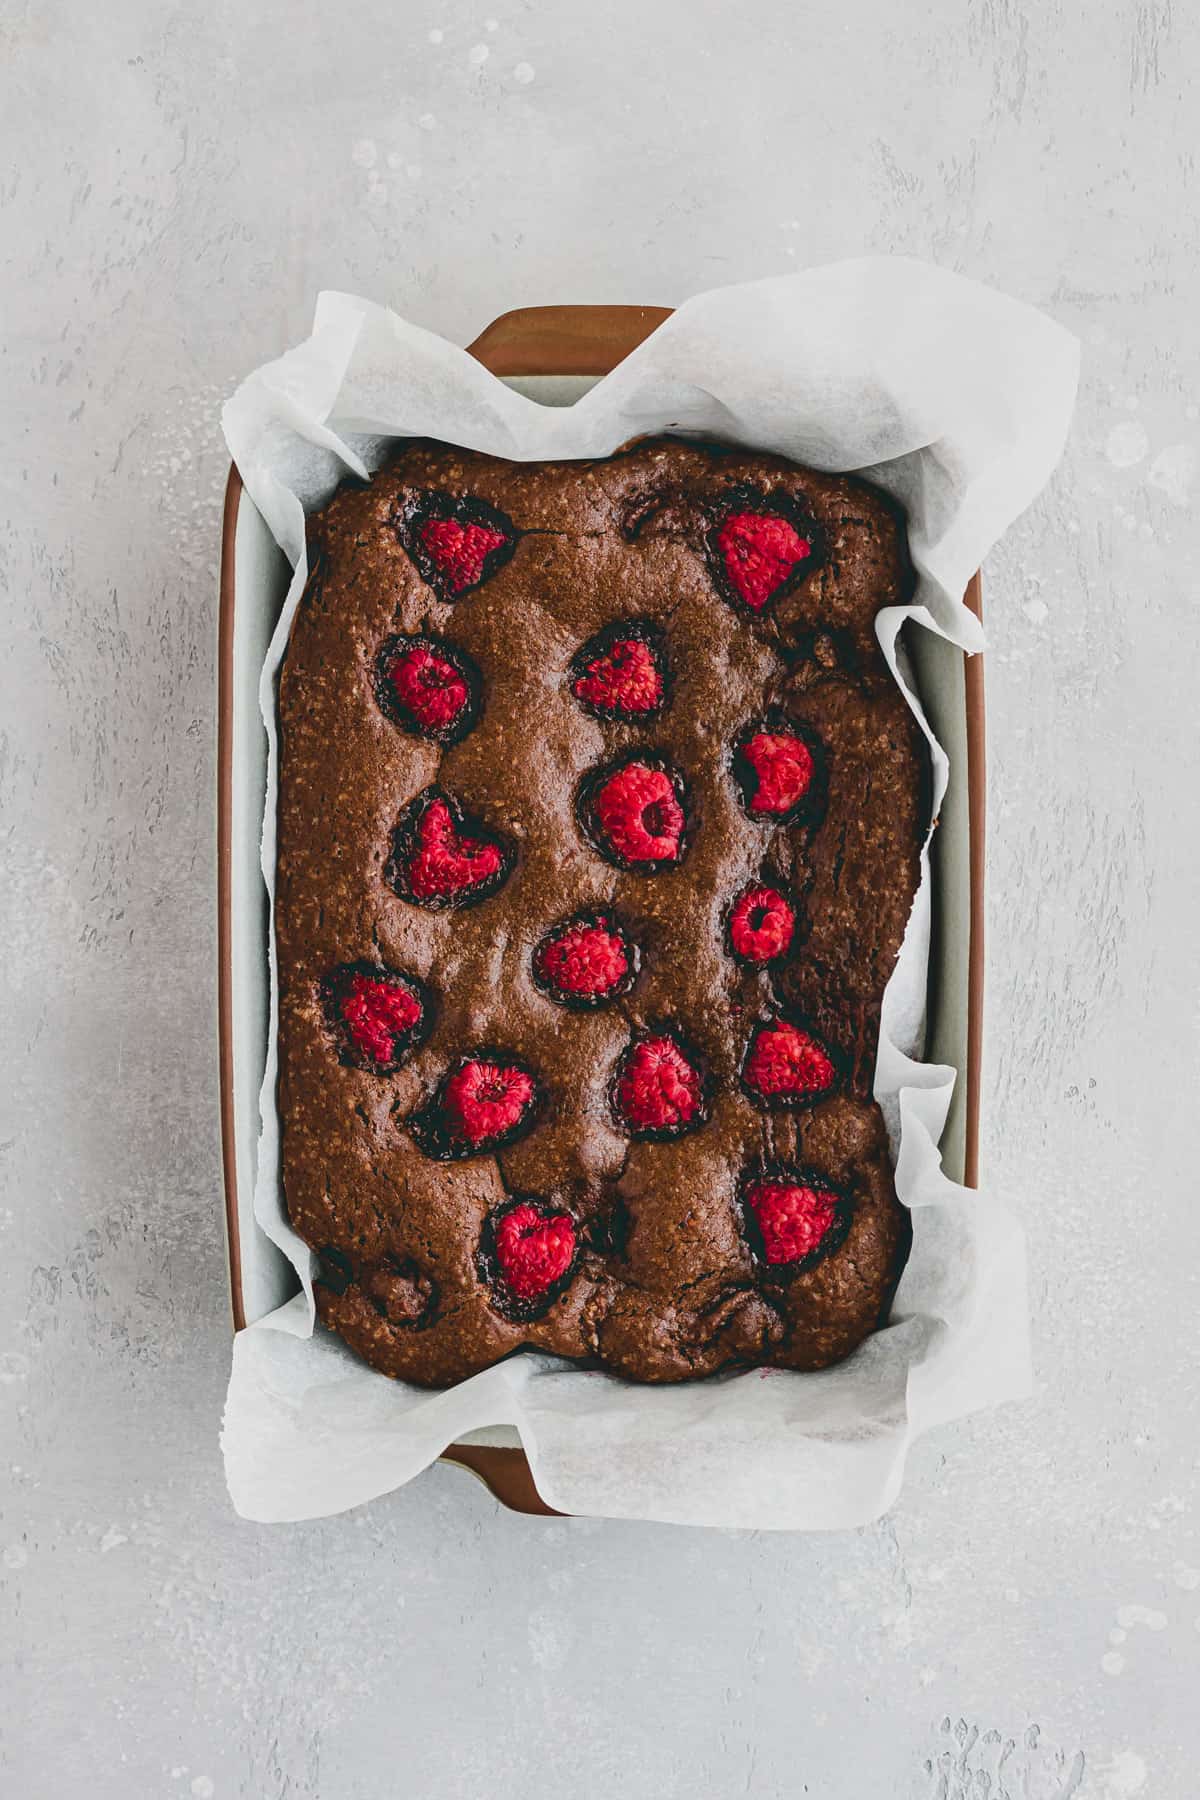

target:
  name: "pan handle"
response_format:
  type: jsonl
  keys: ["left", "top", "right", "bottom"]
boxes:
{"left": 440, "top": 1445, "right": 563, "bottom": 1517}
{"left": 466, "top": 303, "right": 673, "bottom": 378}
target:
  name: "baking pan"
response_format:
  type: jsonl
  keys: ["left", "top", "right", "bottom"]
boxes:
{"left": 217, "top": 303, "right": 985, "bottom": 1518}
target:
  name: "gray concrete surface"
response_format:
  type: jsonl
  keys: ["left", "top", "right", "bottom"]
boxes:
{"left": 3, "top": 2, "right": 1199, "bottom": 1795}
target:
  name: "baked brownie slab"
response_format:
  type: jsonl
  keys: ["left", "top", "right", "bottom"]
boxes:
{"left": 275, "top": 438, "right": 926, "bottom": 1386}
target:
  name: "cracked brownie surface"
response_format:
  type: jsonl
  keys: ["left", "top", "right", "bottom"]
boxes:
{"left": 276, "top": 437, "right": 927, "bottom": 1386}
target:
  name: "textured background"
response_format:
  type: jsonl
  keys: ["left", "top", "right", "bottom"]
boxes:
{"left": 3, "top": 1, "right": 1199, "bottom": 1796}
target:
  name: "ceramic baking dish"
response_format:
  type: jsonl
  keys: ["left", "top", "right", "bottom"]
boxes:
{"left": 217, "top": 303, "right": 985, "bottom": 1516}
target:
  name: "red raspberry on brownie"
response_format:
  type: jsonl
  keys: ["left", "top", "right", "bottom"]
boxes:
{"left": 409, "top": 1053, "right": 541, "bottom": 1159}
{"left": 728, "top": 884, "right": 796, "bottom": 965}
{"left": 570, "top": 621, "right": 666, "bottom": 719}
{"left": 376, "top": 634, "right": 479, "bottom": 744}
{"left": 709, "top": 498, "right": 818, "bottom": 613}
{"left": 734, "top": 721, "right": 820, "bottom": 821}
{"left": 612, "top": 1031, "right": 708, "bottom": 1139}
{"left": 387, "top": 788, "right": 512, "bottom": 909}
{"left": 491, "top": 1200, "right": 577, "bottom": 1303}
{"left": 581, "top": 756, "right": 687, "bottom": 869}
{"left": 741, "top": 1171, "right": 849, "bottom": 1271}
{"left": 444, "top": 1059, "right": 536, "bottom": 1144}
{"left": 399, "top": 491, "right": 517, "bottom": 602}
{"left": 323, "top": 963, "right": 431, "bottom": 1071}
{"left": 533, "top": 911, "right": 637, "bottom": 1007}
{"left": 742, "top": 1015, "right": 837, "bottom": 1107}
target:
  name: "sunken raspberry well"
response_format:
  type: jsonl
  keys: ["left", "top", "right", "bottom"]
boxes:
{"left": 611, "top": 1031, "right": 709, "bottom": 1140}
{"left": 396, "top": 491, "right": 517, "bottom": 602}
{"left": 387, "top": 787, "right": 514, "bottom": 909}
{"left": 408, "top": 1053, "right": 541, "bottom": 1160}
{"left": 570, "top": 619, "right": 668, "bottom": 719}
{"left": 728, "top": 884, "right": 796, "bottom": 965}
{"left": 479, "top": 1198, "right": 578, "bottom": 1318}
{"left": 577, "top": 755, "right": 689, "bottom": 871}
{"left": 740, "top": 1170, "right": 851, "bottom": 1273}
{"left": 322, "top": 963, "right": 432, "bottom": 1072}
{"left": 376, "top": 633, "right": 481, "bottom": 745}
{"left": 742, "top": 1016, "right": 837, "bottom": 1108}
{"left": 707, "top": 494, "right": 821, "bottom": 614}
{"left": 532, "top": 910, "right": 639, "bottom": 1008}
{"left": 732, "top": 719, "right": 822, "bottom": 823}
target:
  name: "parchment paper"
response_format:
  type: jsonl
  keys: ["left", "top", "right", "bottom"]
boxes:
{"left": 220, "top": 259, "right": 1077, "bottom": 1528}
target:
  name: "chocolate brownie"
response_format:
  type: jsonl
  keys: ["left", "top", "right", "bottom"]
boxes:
{"left": 275, "top": 438, "right": 927, "bottom": 1386}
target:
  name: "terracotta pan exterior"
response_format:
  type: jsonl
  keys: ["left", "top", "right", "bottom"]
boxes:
{"left": 217, "top": 303, "right": 985, "bottom": 1519}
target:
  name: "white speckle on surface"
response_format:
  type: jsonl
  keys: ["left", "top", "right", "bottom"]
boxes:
{"left": 486, "top": 16, "right": 499, "bottom": 28}
{"left": 428, "top": 26, "right": 443, "bottom": 43}
{"left": 1004, "top": 1585, "right": 1020, "bottom": 1602}
{"left": 918, "top": 1666, "right": 937, "bottom": 1686}
{"left": 3, "top": 1543, "right": 28, "bottom": 1569}
{"left": 1174, "top": 1562, "right": 1200, "bottom": 1591}
{"left": 1108, "top": 1627, "right": 1126, "bottom": 1645}
{"left": 1088, "top": 1750, "right": 1148, "bottom": 1796}
{"left": 468, "top": 42, "right": 490, "bottom": 65}
{"left": 418, "top": 112, "right": 437, "bottom": 130}
{"left": 190, "top": 1780, "right": 214, "bottom": 1799}
{"left": 1123, "top": 395, "right": 1140, "bottom": 411}
{"left": 1105, "top": 420, "right": 1150, "bottom": 467}
{"left": 527, "top": 1608, "right": 571, "bottom": 1669}
{"left": 350, "top": 137, "right": 377, "bottom": 168}
{"left": 1115, "top": 1604, "right": 1167, "bottom": 1631}
{"left": 99, "top": 1525, "right": 128, "bottom": 1554}
{"left": 386, "top": 149, "right": 403, "bottom": 170}
{"left": 513, "top": 60, "right": 535, "bottom": 83}
{"left": 0, "top": 1352, "right": 30, "bottom": 1385}
{"left": 1146, "top": 442, "right": 1197, "bottom": 505}
{"left": 1101, "top": 1651, "right": 1126, "bottom": 1676}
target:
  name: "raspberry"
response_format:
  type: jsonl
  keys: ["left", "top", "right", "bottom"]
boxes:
{"left": 743, "top": 1176, "right": 844, "bottom": 1268}
{"left": 713, "top": 508, "right": 813, "bottom": 612}
{"left": 571, "top": 624, "right": 665, "bottom": 717}
{"left": 378, "top": 634, "right": 477, "bottom": 742}
{"left": 325, "top": 964, "right": 429, "bottom": 1069}
{"left": 402, "top": 493, "right": 516, "bottom": 601}
{"left": 419, "top": 517, "right": 507, "bottom": 591}
{"left": 533, "top": 912, "right": 635, "bottom": 1006}
{"left": 728, "top": 884, "right": 796, "bottom": 964}
{"left": 585, "top": 758, "right": 686, "bottom": 867}
{"left": 736, "top": 728, "right": 815, "bottom": 818}
{"left": 443, "top": 1058, "right": 537, "bottom": 1147}
{"left": 742, "top": 1016, "right": 836, "bottom": 1106}
{"left": 493, "top": 1201, "right": 576, "bottom": 1301}
{"left": 409, "top": 1053, "right": 541, "bottom": 1160}
{"left": 388, "top": 789, "right": 511, "bottom": 909}
{"left": 339, "top": 973, "right": 421, "bottom": 1062}
{"left": 612, "top": 1033, "right": 707, "bottom": 1138}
